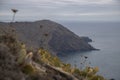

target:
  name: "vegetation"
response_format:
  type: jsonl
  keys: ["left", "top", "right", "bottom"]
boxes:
{"left": 37, "top": 48, "right": 106, "bottom": 80}
{"left": 22, "top": 64, "right": 35, "bottom": 75}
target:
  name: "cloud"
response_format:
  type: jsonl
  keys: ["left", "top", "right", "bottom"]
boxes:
{"left": 26, "top": 0, "right": 116, "bottom": 5}
{"left": 0, "top": 0, "right": 120, "bottom": 22}
{"left": 56, "top": 11, "right": 120, "bottom": 17}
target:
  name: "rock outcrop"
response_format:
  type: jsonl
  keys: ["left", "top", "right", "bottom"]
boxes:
{"left": 81, "top": 37, "right": 92, "bottom": 43}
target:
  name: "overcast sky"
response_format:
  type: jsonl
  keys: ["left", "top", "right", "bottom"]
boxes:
{"left": 0, "top": 0, "right": 120, "bottom": 22}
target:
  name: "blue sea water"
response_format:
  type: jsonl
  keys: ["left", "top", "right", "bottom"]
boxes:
{"left": 58, "top": 22, "right": 120, "bottom": 80}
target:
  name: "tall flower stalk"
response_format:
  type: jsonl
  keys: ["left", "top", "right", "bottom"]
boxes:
{"left": 11, "top": 9, "right": 18, "bottom": 22}
{"left": 9, "top": 9, "right": 18, "bottom": 37}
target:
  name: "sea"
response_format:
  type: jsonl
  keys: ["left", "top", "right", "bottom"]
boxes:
{"left": 58, "top": 21, "right": 120, "bottom": 80}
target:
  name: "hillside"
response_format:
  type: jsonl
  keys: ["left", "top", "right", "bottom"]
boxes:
{"left": 0, "top": 32, "right": 105, "bottom": 80}
{"left": 0, "top": 20, "right": 95, "bottom": 54}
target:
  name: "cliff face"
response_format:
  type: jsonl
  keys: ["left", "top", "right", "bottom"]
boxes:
{"left": 0, "top": 20, "right": 95, "bottom": 54}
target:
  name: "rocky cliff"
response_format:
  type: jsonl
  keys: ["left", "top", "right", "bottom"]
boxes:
{"left": 0, "top": 20, "right": 95, "bottom": 54}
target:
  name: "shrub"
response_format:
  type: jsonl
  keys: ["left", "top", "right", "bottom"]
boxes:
{"left": 37, "top": 48, "right": 106, "bottom": 80}
{"left": 90, "top": 75, "right": 105, "bottom": 80}
{"left": 22, "top": 64, "right": 35, "bottom": 75}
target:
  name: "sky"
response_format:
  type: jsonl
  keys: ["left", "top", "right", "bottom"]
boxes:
{"left": 0, "top": 0, "right": 120, "bottom": 22}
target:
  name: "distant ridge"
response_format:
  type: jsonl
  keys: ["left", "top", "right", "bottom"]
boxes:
{"left": 0, "top": 20, "right": 95, "bottom": 54}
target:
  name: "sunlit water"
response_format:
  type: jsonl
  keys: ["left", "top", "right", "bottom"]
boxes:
{"left": 58, "top": 22, "right": 120, "bottom": 80}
